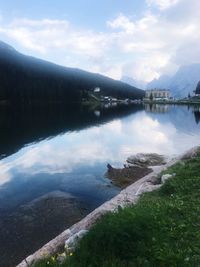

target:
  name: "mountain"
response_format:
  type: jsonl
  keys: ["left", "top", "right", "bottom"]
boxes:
{"left": 196, "top": 81, "right": 200, "bottom": 94}
{"left": 146, "top": 75, "right": 171, "bottom": 90}
{"left": 121, "top": 76, "right": 146, "bottom": 90}
{"left": 0, "top": 41, "right": 144, "bottom": 104}
{"left": 146, "top": 64, "right": 200, "bottom": 98}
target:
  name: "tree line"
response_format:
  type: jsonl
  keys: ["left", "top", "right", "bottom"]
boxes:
{"left": 0, "top": 45, "right": 144, "bottom": 104}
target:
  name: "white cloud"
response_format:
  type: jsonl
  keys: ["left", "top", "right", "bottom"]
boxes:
{"left": 107, "top": 14, "right": 135, "bottom": 34}
{"left": 122, "top": 54, "right": 170, "bottom": 82}
{"left": 146, "top": 0, "right": 180, "bottom": 10}
{"left": 0, "top": 0, "right": 200, "bottom": 83}
{"left": 106, "top": 1, "right": 200, "bottom": 81}
{"left": 0, "top": 18, "right": 110, "bottom": 57}
{"left": 11, "top": 18, "right": 70, "bottom": 27}
{"left": 106, "top": 14, "right": 172, "bottom": 81}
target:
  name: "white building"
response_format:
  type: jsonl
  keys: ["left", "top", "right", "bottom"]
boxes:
{"left": 145, "top": 89, "right": 171, "bottom": 100}
{"left": 94, "top": 87, "right": 101, "bottom": 93}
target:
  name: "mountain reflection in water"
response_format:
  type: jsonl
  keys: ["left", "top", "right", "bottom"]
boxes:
{"left": 0, "top": 103, "right": 143, "bottom": 159}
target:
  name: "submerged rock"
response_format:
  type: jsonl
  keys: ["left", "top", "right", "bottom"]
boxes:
{"left": 107, "top": 163, "right": 113, "bottom": 171}
{"left": 106, "top": 153, "right": 167, "bottom": 188}
{"left": 106, "top": 165, "right": 152, "bottom": 188}
{"left": 0, "top": 191, "right": 88, "bottom": 267}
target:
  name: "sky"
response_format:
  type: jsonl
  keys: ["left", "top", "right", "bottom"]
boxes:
{"left": 0, "top": 0, "right": 200, "bottom": 82}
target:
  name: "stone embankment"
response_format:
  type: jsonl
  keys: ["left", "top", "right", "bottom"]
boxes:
{"left": 17, "top": 147, "right": 199, "bottom": 267}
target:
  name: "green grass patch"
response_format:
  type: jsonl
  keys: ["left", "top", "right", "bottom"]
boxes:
{"left": 33, "top": 151, "right": 200, "bottom": 267}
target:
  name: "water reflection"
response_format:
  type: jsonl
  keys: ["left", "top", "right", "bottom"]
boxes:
{"left": 0, "top": 104, "right": 143, "bottom": 159}
{"left": 193, "top": 106, "right": 200, "bottom": 124}
{"left": 145, "top": 103, "right": 200, "bottom": 127}
{"left": 0, "top": 103, "right": 200, "bottom": 266}
{"left": 145, "top": 103, "right": 170, "bottom": 113}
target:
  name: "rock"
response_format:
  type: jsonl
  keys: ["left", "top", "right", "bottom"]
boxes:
{"left": 106, "top": 153, "right": 167, "bottom": 188}
{"left": 161, "top": 174, "right": 174, "bottom": 184}
{"left": 147, "top": 176, "right": 161, "bottom": 185}
{"left": 137, "top": 183, "right": 162, "bottom": 195}
{"left": 107, "top": 163, "right": 113, "bottom": 171}
{"left": 65, "top": 230, "right": 88, "bottom": 252}
{"left": 180, "top": 147, "right": 199, "bottom": 160}
{"left": 105, "top": 166, "right": 152, "bottom": 188}
{"left": 127, "top": 153, "right": 166, "bottom": 168}
{"left": 56, "top": 252, "right": 66, "bottom": 264}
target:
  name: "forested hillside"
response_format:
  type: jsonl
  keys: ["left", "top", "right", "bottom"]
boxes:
{"left": 0, "top": 41, "right": 144, "bottom": 104}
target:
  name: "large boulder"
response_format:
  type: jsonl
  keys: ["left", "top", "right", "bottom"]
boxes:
{"left": 161, "top": 174, "right": 174, "bottom": 184}
{"left": 65, "top": 230, "right": 88, "bottom": 253}
{"left": 126, "top": 153, "right": 166, "bottom": 168}
{"left": 180, "top": 146, "right": 199, "bottom": 160}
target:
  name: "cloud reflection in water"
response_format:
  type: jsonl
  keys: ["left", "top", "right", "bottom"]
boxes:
{"left": 0, "top": 107, "right": 199, "bottom": 189}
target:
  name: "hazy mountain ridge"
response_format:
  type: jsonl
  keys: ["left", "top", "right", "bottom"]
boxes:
{"left": 146, "top": 75, "right": 171, "bottom": 90}
{"left": 0, "top": 41, "right": 144, "bottom": 104}
{"left": 121, "top": 76, "right": 146, "bottom": 90}
{"left": 147, "top": 64, "right": 200, "bottom": 97}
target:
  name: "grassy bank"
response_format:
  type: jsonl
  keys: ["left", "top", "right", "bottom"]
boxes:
{"left": 33, "top": 150, "right": 200, "bottom": 267}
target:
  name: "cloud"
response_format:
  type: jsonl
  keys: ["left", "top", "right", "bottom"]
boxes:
{"left": 0, "top": 18, "right": 110, "bottom": 57}
{"left": 107, "top": 14, "right": 135, "bottom": 34}
{"left": 106, "top": 13, "right": 174, "bottom": 81}
{"left": 146, "top": 0, "right": 180, "bottom": 10}
{"left": 106, "top": 0, "right": 200, "bottom": 81}
{"left": 0, "top": 0, "right": 200, "bottom": 83}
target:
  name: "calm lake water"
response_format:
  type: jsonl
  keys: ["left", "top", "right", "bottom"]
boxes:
{"left": 0, "top": 103, "right": 200, "bottom": 266}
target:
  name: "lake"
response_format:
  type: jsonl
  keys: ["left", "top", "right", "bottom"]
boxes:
{"left": 0, "top": 103, "right": 200, "bottom": 266}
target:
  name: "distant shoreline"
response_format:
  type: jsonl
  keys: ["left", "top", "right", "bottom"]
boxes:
{"left": 144, "top": 99, "right": 200, "bottom": 105}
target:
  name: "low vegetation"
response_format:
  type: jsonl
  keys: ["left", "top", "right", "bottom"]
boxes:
{"left": 33, "top": 150, "right": 200, "bottom": 267}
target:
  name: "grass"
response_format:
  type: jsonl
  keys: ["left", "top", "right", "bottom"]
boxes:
{"left": 33, "top": 151, "right": 200, "bottom": 267}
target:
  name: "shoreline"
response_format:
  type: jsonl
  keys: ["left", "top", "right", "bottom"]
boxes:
{"left": 143, "top": 100, "right": 200, "bottom": 105}
{"left": 17, "top": 146, "right": 199, "bottom": 267}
